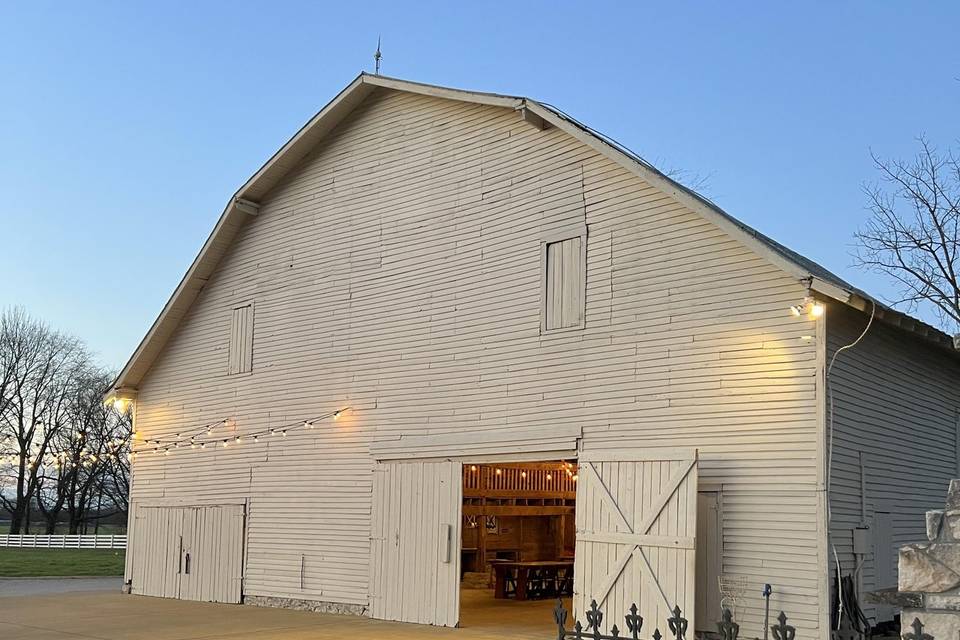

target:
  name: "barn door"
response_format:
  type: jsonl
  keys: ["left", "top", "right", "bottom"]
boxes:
{"left": 695, "top": 491, "right": 722, "bottom": 630}
{"left": 178, "top": 505, "right": 245, "bottom": 603}
{"left": 873, "top": 510, "right": 895, "bottom": 622}
{"left": 575, "top": 449, "right": 698, "bottom": 633}
{"left": 129, "top": 505, "right": 183, "bottom": 598}
{"left": 369, "top": 460, "right": 462, "bottom": 627}
{"left": 128, "top": 504, "right": 244, "bottom": 603}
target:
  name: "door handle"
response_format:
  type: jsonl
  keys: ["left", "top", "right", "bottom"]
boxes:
{"left": 177, "top": 537, "right": 183, "bottom": 574}
{"left": 184, "top": 553, "right": 191, "bottom": 575}
{"left": 440, "top": 524, "right": 451, "bottom": 563}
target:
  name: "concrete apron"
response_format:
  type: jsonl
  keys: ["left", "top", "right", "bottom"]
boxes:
{"left": 0, "top": 590, "right": 560, "bottom": 640}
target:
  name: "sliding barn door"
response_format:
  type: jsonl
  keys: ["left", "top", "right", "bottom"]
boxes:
{"left": 369, "top": 460, "right": 462, "bottom": 626}
{"left": 575, "top": 450, "right": 698, "bottom": 633}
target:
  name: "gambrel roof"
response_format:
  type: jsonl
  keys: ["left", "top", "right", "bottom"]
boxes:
{"left": 107, "top": 73, "right": 955, "bottom": 399}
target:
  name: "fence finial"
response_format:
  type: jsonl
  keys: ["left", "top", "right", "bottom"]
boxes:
{"left": 668, "top": 605, "right": 688, "bottom": 640}
{"left": 904, "top": 618, "right": 933, "bottom": 640}
{"left": 771, "top": 611, "right": 796, "bottom": 640}
{"left": 625, "top": 603, "right": 643, "bottom": 639}
{"left": 718, "top": 607, "right": 740, "bottom": 640}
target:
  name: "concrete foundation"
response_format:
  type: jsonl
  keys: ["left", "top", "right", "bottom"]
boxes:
{"left": 244, "top": 594, "right": 367, "bottom": 616}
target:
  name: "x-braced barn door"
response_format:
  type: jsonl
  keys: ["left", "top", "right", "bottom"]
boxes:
{"left": 574, "top": 449, "right": 699, "bottom": 634}
{"left": 369, "top": 460, "right": 462, "bottom": 627}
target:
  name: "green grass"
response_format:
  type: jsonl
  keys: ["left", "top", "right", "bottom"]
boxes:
{"left": 0, "top": 548, "right": 125, "bottom": 577}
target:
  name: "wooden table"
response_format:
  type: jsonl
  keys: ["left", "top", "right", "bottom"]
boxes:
{"left": 492, "top": 560, "right": 574, "bottom": 600}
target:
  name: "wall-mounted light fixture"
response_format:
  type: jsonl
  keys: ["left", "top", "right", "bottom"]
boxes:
{"left": 103, "top": 388, "right": 137, "bottom": 414}
{"left": 790, "top": 297, "right": 825, "bottom": 320}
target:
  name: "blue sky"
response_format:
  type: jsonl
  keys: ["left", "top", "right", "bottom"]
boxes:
{"left": 1, "top": 2, "right": 957, "bottom": 369}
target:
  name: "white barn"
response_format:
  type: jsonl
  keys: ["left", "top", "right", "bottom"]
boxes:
{"left": 107, "top": 74, "right": 960, "bottom": 639}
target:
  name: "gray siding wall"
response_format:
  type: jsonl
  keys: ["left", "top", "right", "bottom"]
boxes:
{"left": 130, "top": 88, "right": 823, "bottom": 637}
{"left": 827, "top": 303, "right": 960, "bottom": 624}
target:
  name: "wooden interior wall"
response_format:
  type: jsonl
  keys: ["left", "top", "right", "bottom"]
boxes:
{"left": 461, "top": 462, "right": 576, "bottom": 573}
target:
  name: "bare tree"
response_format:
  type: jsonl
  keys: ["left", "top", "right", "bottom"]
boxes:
{"left": 0, "top": 308, "right": 88, "bottom": 533}
{"left": 35, "top": 368, "right": 131, "bottom": 534}
{"left": 855, "top": 138, "right": 960, "bottom": 334}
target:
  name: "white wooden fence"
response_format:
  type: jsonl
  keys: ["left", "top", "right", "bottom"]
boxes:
{"left": 0, "top": 534, "right": 127, "bottom": 549}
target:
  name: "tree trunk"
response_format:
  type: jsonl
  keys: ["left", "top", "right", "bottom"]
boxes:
{"left": 44, "top": 512, "right": 60, "bottom": 534}
{"left": 8, "top": 508, "right": 25, "bottom": 534}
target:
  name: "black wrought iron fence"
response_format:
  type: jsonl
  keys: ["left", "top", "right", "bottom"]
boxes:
{"left": 552, "top": 599, "right": 941, "bottom": 640}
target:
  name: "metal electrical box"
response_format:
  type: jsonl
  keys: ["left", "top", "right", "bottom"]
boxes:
{"left": 853, "top": 526, "right": 872, "bottom": 554}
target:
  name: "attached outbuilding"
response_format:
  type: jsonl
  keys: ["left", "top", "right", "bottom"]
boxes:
{"left": 107, "top": 74, "right": 960, "bottom": 639}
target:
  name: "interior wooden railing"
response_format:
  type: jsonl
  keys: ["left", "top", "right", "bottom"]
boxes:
{"left": 462, "top": 462, "right": 577, "bottom": 516}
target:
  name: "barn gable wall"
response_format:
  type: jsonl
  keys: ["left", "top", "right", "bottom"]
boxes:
{"left": 130, "top": 88, "right": 821, "bottom": 636}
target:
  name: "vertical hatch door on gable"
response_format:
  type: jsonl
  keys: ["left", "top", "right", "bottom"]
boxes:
{"left": 575, "top": 449, "right": 699, "bottom": 634}
{"left": 369, "top": 460, "right": 462, "bottom": 627}
{"left": 228, "top": 304, "right": 254, "bottom": 375}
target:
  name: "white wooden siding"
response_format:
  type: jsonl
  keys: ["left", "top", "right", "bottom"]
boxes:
{"left": 130, "top": 88, "right": 821, "bottom": 636}
{"left": 369, "top": 460, "right": 461, "bottom": 626}
{"left": 228, "top": 304, "right": 253, "bottom": 375}
{"left": 826, "top": 304, "right": 960, "bottom": 625}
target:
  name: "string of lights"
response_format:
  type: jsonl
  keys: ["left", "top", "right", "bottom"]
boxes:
{"left": 1, "top": 436, "right": 130, "bottom": 470}
{"left": 132, "top": 406, "right": 351, "bottom": 459}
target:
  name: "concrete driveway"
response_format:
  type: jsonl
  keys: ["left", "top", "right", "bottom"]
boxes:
{"left": 0, "top": 577, "right": 122, "bottom": 597}
{"left": 0, "top": 590, "right": 557, "bottom": 639}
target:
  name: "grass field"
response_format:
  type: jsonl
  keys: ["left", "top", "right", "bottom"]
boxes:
{"left": 0, "top": 548, "right": 125, "bottom": 577}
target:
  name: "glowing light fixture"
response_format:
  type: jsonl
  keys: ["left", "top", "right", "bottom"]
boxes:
{"left": 790, "top": 297, "right": 826, "bottom": 320}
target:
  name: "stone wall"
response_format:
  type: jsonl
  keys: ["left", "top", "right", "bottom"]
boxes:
{"left": 898, "top": 479, "right": 960, "bottom": 639}
{"left": 244, "top": 594, "right": 367, "bottom": 616}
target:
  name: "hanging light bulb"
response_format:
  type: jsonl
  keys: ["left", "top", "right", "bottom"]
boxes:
{"left": 281, "top": 430, "right": 287, "bottom": 437}
{"left": 572, "top": 474, "right": 578, "bottom": 482}
{"left": 200, "top": 442, "right": 207, "bottom": 449}
{"left": 546, "top": 473, "right": 552, "bottom": 481}
{"left": 222, "top": 440, "right": 229, "bottom": 448}
{"left": 253, "top": 435, "right": 259, "bottom": 443}
{"left": 520, "top": 471, "right": 527, "bottom": 479}
{"left": 495, "top": 468, "right": 502, "bottom": 475}
{"left": 470, "top": 465, "right": 477, "bottom": 471}
{"left": 333, "top": 410, "right": 342, "bottom": 420}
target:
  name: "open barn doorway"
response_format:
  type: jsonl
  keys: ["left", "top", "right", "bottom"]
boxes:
{"left": 458, "top": 460, "right": 577, "bottom": 635}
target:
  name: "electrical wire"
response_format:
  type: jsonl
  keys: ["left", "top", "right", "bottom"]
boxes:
{"left": 825, "top": 300, "right": 876, "bottom": 629}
